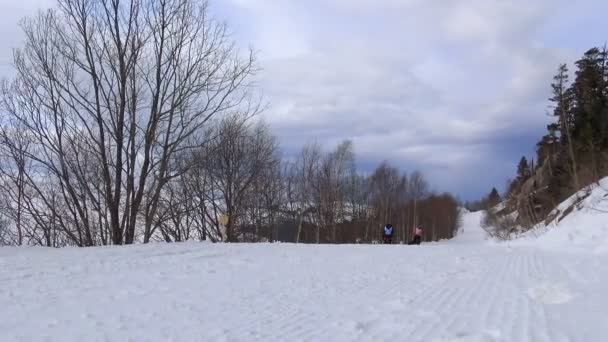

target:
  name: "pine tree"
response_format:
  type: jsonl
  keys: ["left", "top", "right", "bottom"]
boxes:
{"left": 493, "top": 46, "right": 608, "bottom": 230}
{"left": 550, "top": 63, "right": 580, "bottom": 191}
{"left": 571, "top": 48, "right": 608, "bottom": 180}
{"left": 517, "top": 156, "right": 531, "bottom": 182}
{"left": 487, "top": 188, "right": 501, "bottom": 208}
{"left": 551, "top": 64, "right": 574, "bottom": 141}
{"left": 536, "top": 123, "right": 559, "bottom": 172}
{"left": 529, "top": 158, "right": 535, "bottom": 172}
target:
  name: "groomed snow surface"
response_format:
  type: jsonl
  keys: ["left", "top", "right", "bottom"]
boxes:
{"left": 2, "top": 192, "right": 608, "bottom": 341}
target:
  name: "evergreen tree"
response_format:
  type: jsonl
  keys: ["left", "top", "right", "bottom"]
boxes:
{"left": 550, "top": 64, "right": 575, "bottom": 142}
{"left": 571, "top": 48, "right": 608, "bottom": 179}
{"left": 517, "top": 156, "right": 531, "bottom": 182}
{"left": 550, "top": 63, "right": 580, "bottom": 191}
{"left": 496, "top": 45, "right": 608, "bottom": 229}
{"left": 487, "top": 188, "right": 501, "bottom": 208}
{"left": 536, "top": 123, "right": 559, "bottom": 170}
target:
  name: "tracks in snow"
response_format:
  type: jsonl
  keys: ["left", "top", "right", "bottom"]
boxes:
{"left": 0, "top": 243, "right": 607, "bottom": 342}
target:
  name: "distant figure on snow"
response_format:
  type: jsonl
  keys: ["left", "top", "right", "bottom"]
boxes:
{"left": 383, "top": 224, "right": 394, "bottom": 244}
{"left": 408, "top": 226, "right": 423, "bottom": 245}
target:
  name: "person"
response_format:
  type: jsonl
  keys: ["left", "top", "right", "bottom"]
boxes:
{"left": 408, "top": 226, "right": 423, "bottom": 245}
{"left": 383, "top": 224, "right": 394, "bottom": 244}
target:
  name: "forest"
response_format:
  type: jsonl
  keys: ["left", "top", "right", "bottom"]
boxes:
{"left": 0, "top": 0, "right": 459, "bottom": 247}
{"left": 480, "top": 47, "right": 608, "bottom": 236}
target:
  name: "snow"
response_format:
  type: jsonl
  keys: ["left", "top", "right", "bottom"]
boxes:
{"left": 2, "top": 202, "right": 608, "bottom": 341}
{"left": 450, "top": 208, "right": 488, "bottom": 244}
{"left": 512, "top": 177, "right": 608, "bottom": 255}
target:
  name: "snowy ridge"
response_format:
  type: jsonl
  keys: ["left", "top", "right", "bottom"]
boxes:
{"left": 463, "top": 176, "right": 608, "bottom": 255}
{"left": 513, "top": 177, "right": 608, "bottom": 255}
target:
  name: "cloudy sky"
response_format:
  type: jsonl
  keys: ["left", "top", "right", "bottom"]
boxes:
{"left": 1, "top": 0, "right": 607, "bottom": 200}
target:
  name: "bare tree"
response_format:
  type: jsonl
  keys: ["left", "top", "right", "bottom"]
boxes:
{"left": 154, "top": 167, "right": 202, "bottom": 243}
{"left": 292, "top": 143, "right": 322, "bottom": 243}
{"left": 0, "top": 215, "right": 9, "bottom": 246}
{"left": 0, "top": 122, "right": 32, "bottom": 245}
{"left": 368, "top": 162, "right": 406, "bottom": 241}
{"left": 199, "top": 115, "right": 278, "bottom": 242}
{"left": 316, "top": 140, "right": 354, "bottom": 243}
{"left": 182, "top": 148, "right": 225, "bottom": 242}
{"left": 409, "top": 171, "right": 428, "bottom": 229}
{"left": 259, "top": 159, "right": 283, "bottom": 241}
{"left": 242, "top": 137, "right": 283, "bottom": 242}
{"left": 0, "top": 0, "right": 257, "bottom": 246}
{"left": 344, "top": 170, "right": 371, "bottom": 241}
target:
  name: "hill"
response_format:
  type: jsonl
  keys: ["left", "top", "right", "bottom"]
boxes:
{"left": 511, "top": 177, "right": 608, "bottom": 255}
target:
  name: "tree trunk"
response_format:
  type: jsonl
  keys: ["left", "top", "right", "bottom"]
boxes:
{"left": 332, "top": 224, "right": 337, "bottom": 243}
{"left": 296, "top": 212, "right": 304, "bottom": 243}
{"left": 560, "top": 91, "right": 580, "bottom": 192}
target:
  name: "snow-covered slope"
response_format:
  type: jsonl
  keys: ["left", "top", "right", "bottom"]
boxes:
{"left": 450, "top": 209, "right": 488, "bottom": 243}
{"left": 513, "top": 177, "right": 608, "bottom": 255}
{"left": 2, "top": 228, "right": 608, "bottom": 341}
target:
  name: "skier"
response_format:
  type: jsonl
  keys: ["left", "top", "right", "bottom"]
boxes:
{"left": 383, "top": 224, "right": 394, "bottom": 244}
{"left": 408, "top": 226, "right": 423, "bottom": 245}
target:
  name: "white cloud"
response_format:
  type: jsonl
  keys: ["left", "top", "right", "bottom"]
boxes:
{"left": 2, "top": 0, "right": 606, "bottom": 198}
{"left": 254, "top": 0, "right": 606, "bottom": 198}
{"left": 214, "top": 0, "right": 608, "bottom": 197}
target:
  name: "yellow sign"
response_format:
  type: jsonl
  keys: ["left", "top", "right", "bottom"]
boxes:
{"left": 219, "top": 214, "right": 229, "bottom": 226}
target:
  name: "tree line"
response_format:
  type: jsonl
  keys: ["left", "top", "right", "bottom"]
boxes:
{"left": 482, "top": 46, "right": 608, "bottom": 235}
{"left": 0, "top": 0, "right": 460, "bottom": 247}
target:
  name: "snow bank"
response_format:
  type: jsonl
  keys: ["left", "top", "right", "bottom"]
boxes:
{"left": 513, "top": 177, "right": 608, "bottom": 254}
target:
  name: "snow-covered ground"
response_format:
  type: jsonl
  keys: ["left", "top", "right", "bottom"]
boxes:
{"left": 450, "top": 209, "right": 487, "bottom": 244}
{"left": 512, "top": 178, "right": 608, "bottom": 256}
{"left": 1, "top": 205, "right": 608, "bottom": 341}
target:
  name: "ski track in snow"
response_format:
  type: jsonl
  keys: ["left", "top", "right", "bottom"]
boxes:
{"left": 1, "top": 213, "right": 608, "bottom": 341}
